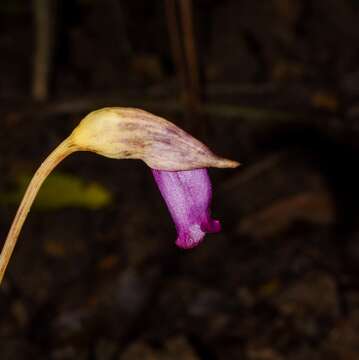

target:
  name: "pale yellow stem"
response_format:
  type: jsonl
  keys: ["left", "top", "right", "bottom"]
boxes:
{"left": 0, "top": 137, "right": 78, "bottom": 284}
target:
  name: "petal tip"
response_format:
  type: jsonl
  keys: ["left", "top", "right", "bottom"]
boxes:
{"left": 175, "top": 224, "right": 205, "bottom": 249}
{"left": 175, "top": 219, "right": 221, "bottom": 249}
{"left": 211, "top": 157, "right": 240, "bottom": 169}
{"left": 176, "top": 239, "right": 202, "bottom": 250}
{"left": 202, "top": 219, "right": 221, "bottom": 233}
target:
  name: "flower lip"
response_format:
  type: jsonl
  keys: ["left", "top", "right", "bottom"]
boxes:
{"left": 152, "top": 168, "right": 221, "bottom": 249}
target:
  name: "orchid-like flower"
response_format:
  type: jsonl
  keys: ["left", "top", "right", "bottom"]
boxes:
{"left": 0, "top": 108, "right": 239, "bottom": 283}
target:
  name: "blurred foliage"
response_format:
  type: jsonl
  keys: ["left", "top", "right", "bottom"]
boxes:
{"left": 0, "top": 172, "right": 112, "bottom": 210}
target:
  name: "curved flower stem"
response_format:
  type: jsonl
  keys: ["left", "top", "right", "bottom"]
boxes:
{"left": 0, "top": 137, "right": 78, "bottom": 284}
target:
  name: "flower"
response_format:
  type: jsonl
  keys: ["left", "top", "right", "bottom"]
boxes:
{"left": 152, "top": 168, "right": 221, "bottom": 249}
{"left": 69, "top": 107, "right": 239, "bottom": 249}
{"left": 0, "top": 107, "right": 239, "bottom": 284}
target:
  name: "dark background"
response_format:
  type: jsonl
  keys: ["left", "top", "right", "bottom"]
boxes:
{"left": 1, "top": 0, "right": 359, "bottom": 359}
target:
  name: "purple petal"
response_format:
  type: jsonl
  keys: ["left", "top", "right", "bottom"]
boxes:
{"left": 152, "top": 168, "right": 221, "bottom": 249}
